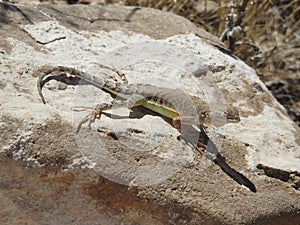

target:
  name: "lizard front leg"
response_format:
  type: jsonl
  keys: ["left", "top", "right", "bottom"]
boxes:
{"left": 75, "top": 102, "right": 113, "bottom": 133}
{"left": 75, "top": 94, "right": 147, "bottom": 132}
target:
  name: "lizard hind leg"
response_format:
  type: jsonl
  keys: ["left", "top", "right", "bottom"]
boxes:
{"left": 172, "top": 115, "right": 200, "bottom": 131}
{"left": 173, "top": 116, "right": 211, "bottom": 155}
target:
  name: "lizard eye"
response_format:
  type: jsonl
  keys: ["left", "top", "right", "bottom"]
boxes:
{"left": 223, "top": 111, "right": 234, "bottom": 120}
{"left": 223, "top": 110, "right": 240, "bottom": 122}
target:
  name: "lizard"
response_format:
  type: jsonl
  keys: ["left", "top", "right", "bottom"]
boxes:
{"left": 36, "top": 64, "right": 256, "bottom": 192}
{"left": 36, "top": 65, "right": 240, "bottom": 131}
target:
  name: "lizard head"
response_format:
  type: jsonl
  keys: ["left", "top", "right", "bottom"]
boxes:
{"left": 208, "top": 106, "right": 240, "bottom": 127}
{"left": 223, "top": 107, "right": 241, "bottom": 123}
{"left": 193, "top": 96, "right": 240, "bottom": 127}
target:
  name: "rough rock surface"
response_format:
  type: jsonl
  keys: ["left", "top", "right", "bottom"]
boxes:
{"left": 0, "top": 2, "right": 300, "bottom": 225}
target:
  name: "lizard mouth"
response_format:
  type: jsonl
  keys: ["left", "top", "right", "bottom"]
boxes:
{"left": 223, "top": 109, "right": 241, "bottom": 122}
{"left": 225, "top": 114, "right": 241, "bottom": 122}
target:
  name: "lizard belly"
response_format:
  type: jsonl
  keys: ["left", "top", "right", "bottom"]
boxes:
{"left": 144, "top": 101, "right": 179, "bottom": 119}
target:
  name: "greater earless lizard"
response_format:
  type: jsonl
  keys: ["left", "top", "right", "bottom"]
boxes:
{"left": 36, "top": 65, "right": 256, "bottom": 192}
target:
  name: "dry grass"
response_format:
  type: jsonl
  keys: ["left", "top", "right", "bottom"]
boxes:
{"left": 123, "top": 0, "right": 299, "bottom": 78}
{"left": 122, "top": 0, "right": 300, "bottom": 125}
{"left": 13, "top": 0, "right": 299, "bottom": 124}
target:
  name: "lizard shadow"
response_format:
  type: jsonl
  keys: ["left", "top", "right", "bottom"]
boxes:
{"left": 170, "top": 121, "right": 257, "bottom": 193}
{"left": 104, "top": 108, "right": 257, "bottom": 193}
{"left": 197, "top": 126, "right": 257, "bottom": 193}
{"left": 41, "top": 75, "right": 256, "bottom": 192}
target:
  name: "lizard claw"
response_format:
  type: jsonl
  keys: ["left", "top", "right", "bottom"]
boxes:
{"left": 75, "top": 109, "right": 101, "bottom": 133}
{"left": 74, "top": 103, "right": 111, "bottom": 133}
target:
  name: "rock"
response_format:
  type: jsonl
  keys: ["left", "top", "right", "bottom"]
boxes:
{"left": 0, "top": 1, "right": 300, "bottom": 225}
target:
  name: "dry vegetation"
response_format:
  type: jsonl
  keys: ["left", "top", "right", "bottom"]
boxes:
{"left": 6, "top": 0, "right": 300, "bottom": 125}
{"left": 122, "top": 0, "right": 300, "bottom": 125}
{"left": 122, "top": 0, "right": 299, "bottom": 74}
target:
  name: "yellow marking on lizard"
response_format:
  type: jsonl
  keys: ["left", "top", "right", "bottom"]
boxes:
{"left": 144, "top": 101, "right": 180, "bottom": 119}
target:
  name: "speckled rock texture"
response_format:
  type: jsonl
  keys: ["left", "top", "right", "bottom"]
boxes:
{"left": 0, "top": 1, "right": 299, "bottom": 225}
